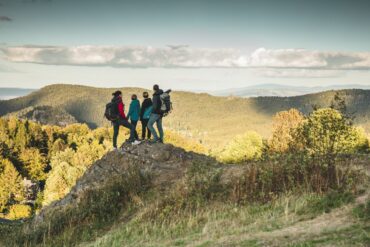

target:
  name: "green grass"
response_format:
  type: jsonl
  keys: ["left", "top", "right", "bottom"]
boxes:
{"left": 297, "top": 191, "right": 355, "bottom": 216}
{"left": 289, "top": 225, "right": 370, "bottom": 247}
{"left": 0, "top": 187, "right": 365, "bottom": 247}
{"left": 352, "top": 198, "right": 370, "bottom": 221}
{"left": 85, "top": 193, "right": 358, "bottom": 247}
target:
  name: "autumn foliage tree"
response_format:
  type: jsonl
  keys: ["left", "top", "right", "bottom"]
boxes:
{"left": 268, "top": 108, "right": 304, "bottom": 153}
{"left": 219, "top": 131, "right": 263, "bottom": 163}
{"left": 0, "top": 159, "right": 25, "bottom": 213}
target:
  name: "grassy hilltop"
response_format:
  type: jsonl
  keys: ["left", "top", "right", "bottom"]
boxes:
{"left": 1, "top": 84, "right": 370, "bottom": 148}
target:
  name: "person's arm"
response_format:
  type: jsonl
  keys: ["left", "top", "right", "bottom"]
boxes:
{"left": 140, "top": 102, "right": 146, "bottom": 120}
{"left": 127, "top": 103, "right": 133, "bottom": 120}
{"left": 152, "top": 96, "right": 159, "bottom": 112}
{"left": 118, "top": 102, "right": 126, "bottom": 119}
{"left": 137, "top": 102, "right": 141, "bottom": 119}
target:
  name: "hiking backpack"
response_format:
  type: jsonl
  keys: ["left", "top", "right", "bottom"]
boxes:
{"left": 104, "top": 102, "right": 119, "bottom": 121}
{"left": 160, "top": 90, "right": 172, "bottom": 117}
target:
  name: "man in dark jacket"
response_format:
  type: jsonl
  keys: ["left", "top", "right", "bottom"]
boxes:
{"left": 111, "top": 90, "right": 141, "bottom": 149}
{"left": 148, "top": 84, "right": 164, "bottom": 143}
{"left": 140, "top": 91, "right": 152, "bottom": 140}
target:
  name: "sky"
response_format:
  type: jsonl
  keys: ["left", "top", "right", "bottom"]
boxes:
{"left": 0, "top": 0, "right": 370, "bottom": 91}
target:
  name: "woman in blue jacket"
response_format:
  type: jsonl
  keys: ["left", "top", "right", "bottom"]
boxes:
{"left": 127, "top": 94, "right": 140, "bottom": 140}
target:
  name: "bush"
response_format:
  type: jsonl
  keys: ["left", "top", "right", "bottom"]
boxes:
{"left": 219, "top": 131, "right": 263, "bottom": 163}
{"left": 6, "top": 204, "right": 32, "bottom": 220}
{"left": 289, "top": 108, "right": 369, "bottom": 190}
{"left": 294, "top": 108, "right": 367, "bottom": 156}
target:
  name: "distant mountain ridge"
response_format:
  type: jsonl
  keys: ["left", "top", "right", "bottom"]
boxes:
{"left": 210, "top": 84, "right": 370, "bottom": 97}
{"left": 0, "top": 87, "right": 36, "bottom": 100}
{"left": 0, "top": 84, "right": 369, "bottom": 148}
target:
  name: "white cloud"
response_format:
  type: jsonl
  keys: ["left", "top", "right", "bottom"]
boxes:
{"left": 0, "top": 45, "right": 245, "bottom": 68}
{"left": 249, "top": 48, "right": 370, "bottom": 70}
{"left": 1, "top": 45, "right": 370, "bottom": 74}
{"left": 254, "top": 68, "right": 346, "bottom": 78}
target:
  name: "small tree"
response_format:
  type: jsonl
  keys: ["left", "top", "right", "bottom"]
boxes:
{"left": 293, "top": 108, "right": 368, "bottom": 189}
{"left": 0, "top": 159, "right": 25, "bottom": 212}
{"left": 296, "top": 108, "right": 364, "bottom": 156}
{"left": 19, "top": 148, "right": 47, "bottom": 181}
{"left": 268, "top": 108, "right": 304, "bottom": 153}
{"left": 219, "top": 131, "right": 263, "bottom": 163}
{"left": 6, "top": 204, "right": 32, "bottom": 220}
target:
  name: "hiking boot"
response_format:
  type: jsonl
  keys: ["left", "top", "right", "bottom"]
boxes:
{"left": 131, "top": 140, "right": 141, "bottom": 145}
{"left": 150, "top": 139, "right": 161, "bottom": 144}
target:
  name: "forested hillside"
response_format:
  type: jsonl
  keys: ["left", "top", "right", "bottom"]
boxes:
{"left": 1, "top": 84, "right": 370, "bottom": 148}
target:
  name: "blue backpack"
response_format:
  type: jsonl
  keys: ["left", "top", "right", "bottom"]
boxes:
{"left": 143, "top": 106, "right": 153, "bottom": 120}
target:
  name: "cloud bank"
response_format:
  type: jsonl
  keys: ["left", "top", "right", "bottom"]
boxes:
{"left": 1, "top": 45, "right": 370, "bottom": 72}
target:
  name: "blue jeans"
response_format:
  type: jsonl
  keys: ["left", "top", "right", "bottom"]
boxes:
{"left": 148, "top": 113, "right": 163, "bottom": 141}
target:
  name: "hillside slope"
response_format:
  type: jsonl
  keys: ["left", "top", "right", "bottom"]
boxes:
{"left": 1, "top": 84, "right": 370, "bottom": 147}
{"left": 1, "top": 143, "right": 368, "bottom": 247}
{"left": 4, "top": 105, "right": 77, "bottom": 126}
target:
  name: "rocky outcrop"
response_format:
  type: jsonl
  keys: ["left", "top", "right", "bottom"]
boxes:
{"left": 33, "top": 142, "right": 214, "bottom": 222}
{"left": 5, "top": 105, "right": 77, "bottom": 126}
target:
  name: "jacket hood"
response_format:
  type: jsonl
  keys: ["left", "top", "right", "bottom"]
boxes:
{"left": 112, "top": 95, "right": 122, "bottom": 103}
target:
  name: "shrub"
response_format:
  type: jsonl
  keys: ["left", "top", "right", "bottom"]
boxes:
{"left": 219, "top": 131, "right": 263, "bottom": 163}
{"left": 293, "top": 108, "right": 366, "bottom": 156}
{"left": 6, "top": 204, "right": 32, "bottom": 220}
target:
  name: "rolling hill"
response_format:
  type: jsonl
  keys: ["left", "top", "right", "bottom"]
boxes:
{"left": 0, "top": 84, "right": 369, "bottom": 148}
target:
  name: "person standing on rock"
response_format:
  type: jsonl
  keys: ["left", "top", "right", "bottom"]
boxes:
{"left": 127, "top": 94, "right": 140, "bottom": 140}
{"left": 111, "top": 91, "right": 141, "bottom": 149}
{"left": 148, "top": 84, "right": 164, "bottom": 143}
{"left": 140, "top": 91, "right": 152, "bottom": 140}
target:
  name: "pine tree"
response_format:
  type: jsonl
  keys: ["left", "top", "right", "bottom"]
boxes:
{"left": 0, "top": 159, "right": 25, "bottom": 212}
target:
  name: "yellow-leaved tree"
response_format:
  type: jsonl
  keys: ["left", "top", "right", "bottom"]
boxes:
{"left": 218, "top": 131, "right": 263, "bottom": 163}
{"left": 0, "top": 159, "right": 25, "bottom": 213}
{"left": 268, "top": 108, "right": 304, "bottom": 153}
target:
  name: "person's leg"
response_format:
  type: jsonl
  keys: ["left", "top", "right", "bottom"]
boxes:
{"left": 148, "top": 114, "right": 159, "bottom": 140}
{"left": 147, "top": 122, "right": 152, "bottom": 139}
{"left": 141, "top": 119, "right": 150, "bottom": 139}
{"left": 131, "top": 120, "right": 139, "bottom": 139}
{"left": 141, "top": 120, "right": 146, "bottom": 139}
{"left": 112, "top": 122, "right": 119, "bottom": 148}
{"left": 119, "top": 118, "right": 135, "bottom": 141}
{"left": 156, "top": 116, "right": 164, "bottom": 141}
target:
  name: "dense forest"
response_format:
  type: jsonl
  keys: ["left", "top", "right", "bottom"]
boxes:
{"left": 0, "top": 117, "right": 209, "bottom": 219}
